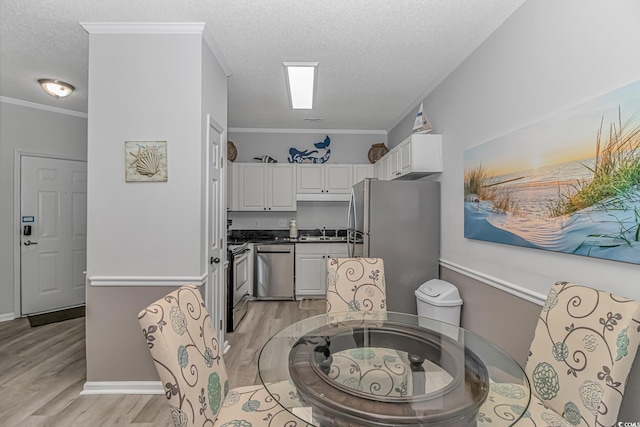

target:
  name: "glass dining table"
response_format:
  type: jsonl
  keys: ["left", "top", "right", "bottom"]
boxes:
{"left": 258, "top": 311, "right": 531, "bottom": 427}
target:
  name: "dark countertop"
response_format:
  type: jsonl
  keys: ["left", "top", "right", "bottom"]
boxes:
{"left": 228, "top": 229, "right": 348, "bottom": 245}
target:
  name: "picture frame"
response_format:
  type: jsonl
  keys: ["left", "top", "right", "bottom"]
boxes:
{"left": 125, "top": 141, "right": 168, "bottom": 182}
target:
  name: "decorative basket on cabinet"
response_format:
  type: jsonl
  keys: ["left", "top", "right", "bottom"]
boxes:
{"left": 368, "top": 143, "right": 389, "bottom": 164}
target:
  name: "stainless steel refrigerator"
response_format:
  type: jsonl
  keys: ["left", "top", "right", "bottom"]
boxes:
{"left": 347, "top": 178, "right": 440, "bottom": 314}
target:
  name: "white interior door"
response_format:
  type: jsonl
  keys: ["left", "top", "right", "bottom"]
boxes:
{"left": 21, "top": 156, "right": 87, "bottom": 315}
{"left": 206, "top": 117, "right": 226, "bottom": 346}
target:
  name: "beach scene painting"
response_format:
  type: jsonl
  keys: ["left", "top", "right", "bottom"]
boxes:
{"left": 464, "top": 80, "right": 640, "bottom": 264}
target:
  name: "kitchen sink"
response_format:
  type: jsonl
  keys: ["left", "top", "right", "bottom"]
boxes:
{"left": 298, "top": 236, "right": 347, "bottom": 242}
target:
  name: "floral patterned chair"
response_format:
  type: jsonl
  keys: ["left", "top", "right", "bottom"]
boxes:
{"left": 138, "top": 284, "right": 308, "bottom": 427}
{"left": 478, "top": 281, "right": 640, "bottom": 427}
{"left": 326, "top": 257, "right": 386, "bottom": 315}
{"left": 325, "top": 258, "right": 418, "bottom": 397}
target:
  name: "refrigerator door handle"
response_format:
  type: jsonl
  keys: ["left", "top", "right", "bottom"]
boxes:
{"left": 347, "top": 188, "right": 355, "bottom": 257}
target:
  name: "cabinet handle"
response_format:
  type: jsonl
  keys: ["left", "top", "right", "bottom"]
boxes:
{"left": 269, "top": 207, "right": 271, "bottom": 210}
{"left": 263, "top": 207, "right": 266, "bottom": 210}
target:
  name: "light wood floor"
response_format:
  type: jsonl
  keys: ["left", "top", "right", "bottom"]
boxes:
{"left": 0, "top": 299, "right": 325, "bottom": 426}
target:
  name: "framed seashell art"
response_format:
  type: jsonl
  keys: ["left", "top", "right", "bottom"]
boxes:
{"left": 125, "top": 141, "right": 168, "bottom": 182}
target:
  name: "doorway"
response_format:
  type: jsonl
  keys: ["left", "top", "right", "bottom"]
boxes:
{"left": 18, "top": 155, "right": 87, "bottom": 316}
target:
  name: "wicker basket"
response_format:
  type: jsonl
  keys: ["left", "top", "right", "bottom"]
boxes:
{"left": 227, "top": 140, "right": 237, "bottom": 162}
{"left": 368, "top": 143, "right": 389, "bottom": 164}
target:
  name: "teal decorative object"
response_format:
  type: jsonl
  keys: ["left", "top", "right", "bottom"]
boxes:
{"left": 242, "top": 399, "right": 261, "bottom": 412}
{"left": 563, "top": 401, "right": 581, "bottom": 425}
{"left": 207, "top": 372, "right": 222, "bottom": 415}
{"left": 350, "top": 348, "right": 376, "bottom": 360}
{"left": 552, "top": 342, "right": 569, "bottom": 361}
{"left": 615, "top": 327, "right": 629, "bottom": 361}
{"left": 532, "top": 362, "right": 560, "bottom": 400}
{"left": 178, "top": 345, "right": 188, "bottom": 368}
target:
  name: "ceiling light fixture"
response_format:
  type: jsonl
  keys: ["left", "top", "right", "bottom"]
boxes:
{"left": 38, "top": 79, "right": 75, "bottom": 98}
{"left": 283, "top": 62, "right": 318, "bottom": 109}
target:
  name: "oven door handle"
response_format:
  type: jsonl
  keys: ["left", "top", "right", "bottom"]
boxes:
{"left": 234, "top": 253, "right": 248, "bottom": 264}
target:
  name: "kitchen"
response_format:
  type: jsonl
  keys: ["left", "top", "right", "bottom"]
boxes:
{"left": 225, "top": 131, "right": 442, "bottom": 332}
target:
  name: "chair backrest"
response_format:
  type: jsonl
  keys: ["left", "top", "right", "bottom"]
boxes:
{"left": 326, "top": 258, "right": 386, "bottom": 313}
{"left": 138, "top": 284, "right": 228, "bottom": 427}
{"left": 526, "top": 281, "right": 640, "bottom": 426}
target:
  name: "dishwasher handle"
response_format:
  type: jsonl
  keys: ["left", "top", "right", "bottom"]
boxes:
{"left": 255, "top": 244, "right": 294, "bottom": 254}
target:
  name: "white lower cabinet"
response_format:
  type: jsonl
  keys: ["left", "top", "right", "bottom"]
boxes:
{"left": 295, "top": 243, "right": 348, "bottom": 297}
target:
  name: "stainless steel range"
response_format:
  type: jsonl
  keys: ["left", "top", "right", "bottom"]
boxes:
{"left": 227, "top": 243, "right": 250, "bottom": 332}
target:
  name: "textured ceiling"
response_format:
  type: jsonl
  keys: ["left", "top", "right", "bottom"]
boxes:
{"left": 0, "top": 0, "right": 524, "bottom": 131}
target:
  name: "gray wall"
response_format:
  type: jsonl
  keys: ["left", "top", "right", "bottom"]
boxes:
{"left": 389, "top": 1, "right": 640, "bottom": 418}
{"left": 390, "top": 0, "right": 640, "bottom": 302}
{"left": 443, "top": 266, "right": 640, "bottom": 421}
{"left": 0, "top": 100, "right": 87, "bottom": 318}
{"left": 228, "top": 130, "right": 386, "bottom": 164}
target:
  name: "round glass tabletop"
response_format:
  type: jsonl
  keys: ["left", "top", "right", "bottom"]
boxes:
{"left": 258, "top": 312, "right": 531, "bottom": 427}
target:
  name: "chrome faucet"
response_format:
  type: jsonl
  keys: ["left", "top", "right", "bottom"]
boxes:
{"left": 315, "top": 227, "right": 326, "bottom": 237}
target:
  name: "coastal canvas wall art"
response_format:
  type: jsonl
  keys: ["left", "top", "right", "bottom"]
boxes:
{"left": 464, "top": 80, "right": 640, "bottom": 264}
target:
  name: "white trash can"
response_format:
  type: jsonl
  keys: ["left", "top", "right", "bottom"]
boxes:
{"left": 415, "top": 279, "right": 463, "bottom": 326}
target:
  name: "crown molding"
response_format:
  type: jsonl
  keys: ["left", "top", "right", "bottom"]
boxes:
{"left": 80, "top": 22, "right": 206, "bottom": 34}
{"left": 229, "top": 127, "right": 387, "bottom": 135}
{"left": 0, "top": 97, "right": 87, "bottom": 119}
{"left": 202, "top": 26, "right": 233, "bottom": 77}
{"left": 80, "top": 22, "right": 233, "bottom": 77}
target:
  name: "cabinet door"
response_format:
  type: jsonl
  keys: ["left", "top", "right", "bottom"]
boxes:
{"left": 268, "top": 164, "right": 296, "bottom": 211}
{"left": 379, "top": 156, "right": 390, "bottom": 180}
{"left": 296, "top": 165, "right": 324, "bottom": 193}
{"left": 295, "top": 252, "right": 327, "bottom": 296}
{"left": 389, "top": 151, "right": 401, "bottom": 179}
{"left": 238, "top": 164, "right": 267, "bottom": 210}
{"left": 353, "top": 164, "right": 374, "bottom": 185}
{"left": 325, "top": 164, "right": 352, "bottom": 193}
{"left": 400, "top": 141, "right": 412, "bottom": 176}
{"left": 227, "top": 161, "right": 237, "bottom": 210}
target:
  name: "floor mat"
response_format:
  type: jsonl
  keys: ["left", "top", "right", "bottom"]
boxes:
{"left": 298, "top": 299, "right": 323, "bottom": 310}
{"left": 27, "top": 306, "right": 85, "bottom": 327}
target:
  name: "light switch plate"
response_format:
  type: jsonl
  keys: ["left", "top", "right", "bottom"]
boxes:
{"left": 278, "top": 219, "right": 286, "bottom": 227}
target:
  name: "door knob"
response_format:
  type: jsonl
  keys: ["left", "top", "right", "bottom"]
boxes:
{"left": 24, "top": 240, "right": 38, "bottom": 246}
{"left": 210, "top": 257, "right": 220, "bottom": 264}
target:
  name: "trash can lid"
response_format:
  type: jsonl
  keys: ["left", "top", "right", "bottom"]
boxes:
{"left": 415, "top": 279, "right": 463, "bottom": 306}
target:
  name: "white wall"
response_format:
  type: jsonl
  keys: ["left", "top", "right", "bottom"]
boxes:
{"left": 86, "top": 32, "right": 203, "bottom": 279}
{"left": 0, "top": 100, "right": 87, "bottom": 317}
{"left": 228, "top": 130, "right": 386, "bottom": 164}
{"left": 389, "top": 0, "right": 640, "bottom": 301}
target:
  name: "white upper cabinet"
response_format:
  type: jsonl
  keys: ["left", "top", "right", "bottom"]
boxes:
{"left": 227, "top": 161, "right": 238, "bottom": 211}
{"left": 324, "top": 164, "right": 352, "bottom": 193}
{"left": 379, "top": 134, "right": 442, "bottom": 180}
{"left": 237, "top": 164, "right": 296, "bottom": 211}
{"left": 352, "top": 164, "right": 374, "bottom": 185}
{"left": 296, "top": 164, "right": 353, "bottom": 194}
{"left": 296, "top": 164, "right": 324, "bottom": 193}
{"left": 268, "top": 165, "right": 296, "bottom": 210}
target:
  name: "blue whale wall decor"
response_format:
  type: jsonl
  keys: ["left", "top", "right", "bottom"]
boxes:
{"left": 288, "top": 135, "right": 331, "bottom": 164}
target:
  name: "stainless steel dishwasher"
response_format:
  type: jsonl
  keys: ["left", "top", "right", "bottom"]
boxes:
{"left": 254, "top": 244, "right": 295, "bottom": 300}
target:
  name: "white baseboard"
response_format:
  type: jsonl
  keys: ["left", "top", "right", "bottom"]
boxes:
{"left": 80, "top": 381, "right": 163, "bottom": 395}
{"left": 0, "top": 313, "right": 16, "bottom": 322}
{"left": 439, "top": 259, "right": 547, "bottom": 306}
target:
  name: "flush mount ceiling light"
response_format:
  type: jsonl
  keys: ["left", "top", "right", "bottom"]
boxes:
{"left": 283, "top": 62, "right": 318, "bottom": 109}
{"left": 38, "top": 79, "right": 75, "bottom": 98}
